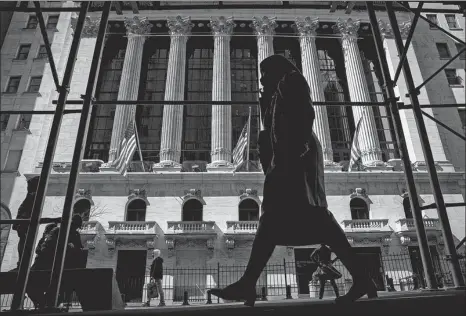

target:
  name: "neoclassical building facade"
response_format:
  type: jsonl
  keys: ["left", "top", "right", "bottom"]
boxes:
{"left": 1, "top": 1, "right": 465, "bottom": 302}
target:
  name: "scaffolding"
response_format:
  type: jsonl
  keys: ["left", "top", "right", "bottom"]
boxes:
{"left": 0, "top": 1, "right": 465, "bottom": 311}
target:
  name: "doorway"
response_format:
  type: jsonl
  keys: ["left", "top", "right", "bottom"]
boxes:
{"left": 294, "top": 248, "right": 318, "bottom": 294}
{"left": 354, "top": 247, "right": 385, "bottom": 291}
{"left": 116, "top": 250, "right": 147, "bottom": 302}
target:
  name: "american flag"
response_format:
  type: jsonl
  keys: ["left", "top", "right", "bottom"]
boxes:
{"left": 232, "top": 120, "right": 249, "bottom": 167}
{"left": 348, "top": 115, "right": 363, "bottom": 172}
{"left": 112, "top": 120, "right": 137, "bottom": 176}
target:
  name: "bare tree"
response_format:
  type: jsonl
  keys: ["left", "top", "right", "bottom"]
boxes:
{"left": 52, "top": 200, "right": 110, "bottom": 221}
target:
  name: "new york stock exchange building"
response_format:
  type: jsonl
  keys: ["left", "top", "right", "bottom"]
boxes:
{"left": 1, "top": 1, "right": 465, "bottom": 304}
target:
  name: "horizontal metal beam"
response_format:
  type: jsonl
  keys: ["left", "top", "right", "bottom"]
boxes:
{"left": 0, "top": 7, "right": 81, "bottom": 12}
{"left": 421, "top": 202, "right": 466, "bottom": 211}
{"left": 0, "top": 110, "right": 82, "bottom": 115}
{"left": 397, "top": 103, "right": 462, "bottom": 109}
{"left": 0, "top": 217, "right": 61, "bottom": 225}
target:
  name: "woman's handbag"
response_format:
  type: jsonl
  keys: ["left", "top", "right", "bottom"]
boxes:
{"left": 147, "top": 280, "right": 159, "bottom": 299}
{"left": 319, "top": 263, "right": 342, "bottom": 280}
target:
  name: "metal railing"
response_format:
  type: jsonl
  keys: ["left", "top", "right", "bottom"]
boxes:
{"left": 1, "top": 252, "right": 465, "bottom": 310}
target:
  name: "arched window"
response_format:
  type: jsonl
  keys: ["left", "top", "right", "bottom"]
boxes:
{"left": 182, "top": 199, "right": 203, "bottom": 221}
{"left": 350, "top": 198, "right": 369, "bottom": 220}
{"left": 126, "top": 199, "right": 147, "bottom": 222}
{"left": 403, "top": 197, "right": 413, "bottom": 219}
{"left": 73, "top": 199, "right": 91, "bottom": 222}
{"left": 238, "top": 199, "right": 259, "bottom": 221}
{"left": 1, "top": 202, "right": 11, "bottom": 263}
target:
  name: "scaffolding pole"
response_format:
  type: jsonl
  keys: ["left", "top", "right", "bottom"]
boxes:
{"left": 10, "top": 1, "right": 89, "bottom": 311}
{"left": 44, "top": 1, "right": 111, "bottom": 308}
{"left": 386, "top": 1, "right": 465, "bottom": 290}
{"left": 366, "top": 1, "right": 438, "bottom": 291}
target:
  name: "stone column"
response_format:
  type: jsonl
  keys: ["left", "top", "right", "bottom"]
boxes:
{"left": 206, "top": 16, "right": 236, "bottom": 171}
{"left": 334, "top": 18, "right": 387, "bottom": 169}
{"left": 294, "top": 17, "right": 340, "bottom": 171}
{"left": 153, "top": 16, "right": 193, "bottom": 171}
{"left": 378, "top": 20, "right": 454, "bottom": 172}
{"left": 107, "top": 17, "right": 152, "bottom": 164}
{"left": 251, "top": 16, "right": 277, "bottom": 130}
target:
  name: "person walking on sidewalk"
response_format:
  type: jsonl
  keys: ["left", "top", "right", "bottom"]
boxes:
{"left": 311, "top": 244, "right": 342, "bottom": 299}
{"left": 144, "top": 249, "right": 165, "bottom": 307}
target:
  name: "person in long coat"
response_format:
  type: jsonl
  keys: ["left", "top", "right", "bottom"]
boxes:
{"left": 209, "top": 55, "right": 377, "bottom": 306}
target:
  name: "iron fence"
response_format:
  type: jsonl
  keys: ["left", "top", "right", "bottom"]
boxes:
{"left": 1, "top": 253, "right": 465, "bottom": 310}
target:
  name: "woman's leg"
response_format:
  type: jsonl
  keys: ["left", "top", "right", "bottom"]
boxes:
{"left": 330, "top": 280, "right": 340, "bottom": 297}
{"left": 318, "top": 278, "right": 326, "bottom": 299}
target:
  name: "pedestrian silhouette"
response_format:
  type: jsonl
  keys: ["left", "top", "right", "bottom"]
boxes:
{"left": 209, "top": 55, "right": 377, "bottom": 306}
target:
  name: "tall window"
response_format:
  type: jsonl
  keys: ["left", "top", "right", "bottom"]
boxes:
{"left": 37, "top": 45, "right": 48, "bottom": 59}
{"left": 426, "top": 14, "right": 439, "bottom": 29}
{"left": 73, "top": 199, "right": 91, "bottom": 222}
{"left": 436, "top": 43, "right": 451, "bottom": 58}
{"left": 274, "top": 35, "right": 302, "bottom": 71}
{"left": 1, "top": 114, "right": 10, "bottom": 131}
{"left": 46, "top": 15, "right": 59, "bottom": 29}
{"left": 136, "top": 38, "right": 169, "bottom": 165}
{"left": 231, "top": 36, "right": 260, "bottom": 164}
{"left": 126, "top": 199, "right": 146, "bottom": 221}
{"left": 182, "top": 199, "right": 203, "bottom": 221}
{"left": 182, "top": 38, "right": 213, "bottom": 163}
{"left": 403, "top": 197, "right": 413, "bottom": 219}
{"left": 238, "top": 199, "right": 259, "bottom": 221}
{"left": 445, "top": 14, "right": 459, "bottom": 29}
{"left": 16, "top": 114, "right": 32, "bottom": 130}
{"left": 5, "top": 76, "right": 21, "bottom": 93}
{"left": 85, "top": 36, "right": 126, "bottom": 161}
{"left": 362, "top": 53, "right": 399, "bottom": 161}
{"left": 16, "top": 44, "right": 31, "bottom": 60}
{"left": 350, "top": 198, "right": 369, "bottom": 220}
{"left": 26, "top": 16, "right": 38, "bottom": 29}
{"left": 318, "top": 47, "right": 353, "bottom": 162}
{"left": 455, "top": 43, "right": 466, "bottom": 60}
{"left": 445, "top": 69, "right": 462, "bottom": 85}
{"left": 27, "top": 76, "right": 42, "bottom": 93}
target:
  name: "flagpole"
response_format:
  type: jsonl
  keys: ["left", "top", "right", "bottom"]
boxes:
{"left": 246, "top": 106, "right": 252, "bottom": 172}
{"left": 133, "top": 117, "right": 145, "bottom": 172}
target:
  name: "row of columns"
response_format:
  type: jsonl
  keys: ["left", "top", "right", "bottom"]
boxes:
{"left": 103, "top": 16, "right": 410, "bottom": 171}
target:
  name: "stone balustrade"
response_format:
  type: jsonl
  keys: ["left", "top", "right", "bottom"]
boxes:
{"left": 79, "top": 221, "right": 103, "bottom": 235}
{"left": 341, "top": 219, "right": 390, "bottom": 231}
{"left": 166, "top": 221, "right": 216, "bottom": 234}
{"left": 226, "top": 221, "right": 259, "bottom": 234}
{"left": 395, "top": 218, "right": 441, "bottom": 232}
{"left": 108, "top": 221, "right": 157, "bottom": 234}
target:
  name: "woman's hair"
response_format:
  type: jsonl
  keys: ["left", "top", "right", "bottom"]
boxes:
{"left": 153, "top": 249, "right": 161, "bottom": 257}
{"left": 260, "top": 55, "right": 302, "bottom": 80}
{"left": 27, "top": 176, "right": 40, "bottom": 193}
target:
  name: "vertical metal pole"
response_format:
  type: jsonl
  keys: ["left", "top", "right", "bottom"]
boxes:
{"left": 365, "top": 2, "right": 438, "bottom": 291}
{"left": 385, "top": 2, "right": 465, "bottom": 289}
{"left": 10, "top": 2, "right": 90, "bottom": 311}
{"left": 45, "top": 2, "right": 111, "bottom": 308}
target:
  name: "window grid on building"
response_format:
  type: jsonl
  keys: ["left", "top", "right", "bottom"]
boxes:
{"left": 426, "top": 14, "right": 439, "bottom": 28}
{"left": 16, "top": 44, "right": 31, "bottom": 60}
{"left": 445, "top": 69, "right": 462, "bottom": 85}
{"left": 135, "top": 42, "right": 169, "bottom": 164}
{"left": 85, "top": 44, "right": 125, "bottom": 161}
{"left": 1, "top": 114, "right": 10, "bottom": 131}
{"left": 318, "top": 49, "right": 353, "bottom": 162}
{"left": 455, "top": 43, "right": 466, "bottom": 60}
{"left": 362, "top": 53, "right": 400, "bottom": 162}
{"left": 26, "top": 15, "right": 38, "bottom": 29}
{"left": 126, "top": 200, "right": 146, "bottom": 222}
{"left": 350, "top": 198, "right": 370, "bottom": 220}
{"left": 27, "top": 76, "right": 42, "bottom": 93}
{"left": 16, "top": 114, "right": 32, "bottom": 130}
{"left": 445, "top": 14, "right": 459, "bottom": 29}
{"left": 182, "top": 43, "right": 213, "bottom": 163}
{"left": 436, "top": 43, "right": 451, "bottom": 59}
{"left": 37, "top": 45, "right": 48, "bottom": 59}
{"left": 5, "top": 76, "right": 21, "bottom": 93}
{"left": 231, "top": 39, "right": 260, "bottom": 164}
{"left": 46, "top": 15, "right": 59, "bottom": 29}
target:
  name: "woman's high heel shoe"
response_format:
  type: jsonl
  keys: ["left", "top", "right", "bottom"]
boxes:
{"left": 208, "top": 281, "right": 257, "bottom": 307}
{"left": 335, "top": 278, "right": 378, "bottom": 304}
